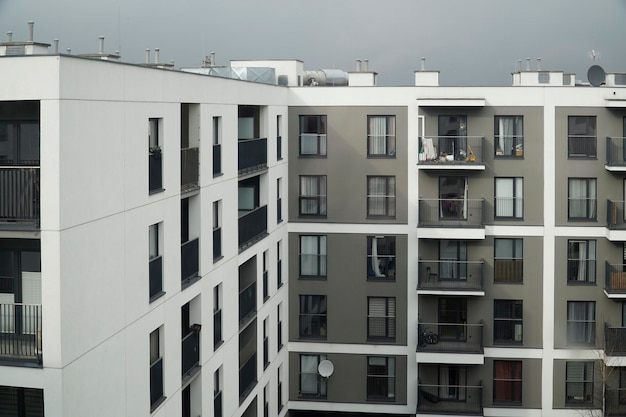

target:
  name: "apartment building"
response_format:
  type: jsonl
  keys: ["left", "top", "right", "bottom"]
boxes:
{"left": 2, "top": 24, "right": 626, "bottom": 417}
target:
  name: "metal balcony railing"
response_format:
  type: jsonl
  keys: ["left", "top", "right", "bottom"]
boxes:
{"left": 605, "top": 262, "right": 626, "bottom": 294}
{"left": 606, "top": 136, "right": 626, "bottom": 166}
{"left": 213, "top": 309, "right": 222, "bottom": 349}
{"left": 418, "top": 136, "right": 484, "bottom": 166}
{"left": 568, "top": 135, "right": 597, "bottom": 158}
{"left": 239, "top": 352, "right": 257, "bottom": 400}
{"left": 181, "top": 147, "right": 199, "bottom": 192}
{"left": 277, "top": 135, "right": 282, "bottom": 160}
{"left": 418, "top": 260, "right": 484, "bottom": 291}
{"left": 0, "top": 167, "right": 40, "bottom": 225}
{"left": 213, "top": 144, "right": 222, "bottom": 176}
{"left": 418, "top": 322, "right": 483, "bottom": 353}
{"left": 181, "top": 330, "right": 200, "bottom": 377}
{"left": 417, "top": 383, "right": 483, "bottom": 415}
{"left": 238, "top": 205, "right": 267, "bottom": 249}
{"left": 605, "top": 388, "right": 626, "bottom": 416}
{"left": 149, "top": 357, "right": 164, "bottom": 407}
{"left": 238, "top": 138, "right": 267, "bottom": 175}
{"left": 181, "top": 238, "right": 199, "bottom": 283}
{"left": 213, "top": 227, "right": 222, "bottom": 260}
{"left": 0, "top": 303, "right": 42, "bottom": 363}
{"left": 607, "top": 199, "right": 626, "bottom": 229}
{"left": 418, "top": 198, "right": 485, "bottom": 227}
{"left": 605, "top": 323, "right": 626, "bottom": 355}
{"left": 494, "top": 259, "right": 523, "bottom": 282}
{"left": 239, "top": 282, "right": 257, "bottom": 326}
{"left": 149, "top": 152, "right": 162, "bottom": 192}
{"left": 149, "top": 256, "right": 163, "bottom": 299}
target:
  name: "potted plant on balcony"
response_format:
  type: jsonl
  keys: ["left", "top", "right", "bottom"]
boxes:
{"left": 150, "top": 145, "right": 162, "bottom": 158}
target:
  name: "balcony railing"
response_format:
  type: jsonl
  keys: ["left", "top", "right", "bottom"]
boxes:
{"left": 605, "top": 323, "right": 626, "bottom": 355}
{"left": 213, "top": 227, "right": 222, "bottom": 260}
{"left": 238, "top": 205, "right": 267, "bottom": 249}
{"left": 0, "top": 303, "right": 42, "bottom": 363}
{"left": 181, "top": 237, "right": 199, "bottom": 284}
{"left": 418, "top": 198, "right": 485, "bottom": 228}
{"left": 239, "top": 282, "right": 257, "bottom": 326}
{"left": 417, "top": 383, "right": 483, "bottom": 415}
{"left": 418, "top": 260, "right": 484, "bottom": 291}
{"left": 213, "top": 309, "right": 222, "bottom": 349}
{"left": 568, "top": 135, "right": 597, "bottom": 158}
{"left": 607, "top": 200, "right": 626, "bottom": 229}
{"left": 606, "top": 136, "right": 626, "bottom": 166}
{"left": 181, "top": 147, "right": 199, "bottom": 192}
{"left": 149, "top": 152, "right": 162, "bottom": 192}
{"left": 149, "top": 256, "right": 163, "bottom": 299}
{"left": 277, "top": 135, "right": 282, "bottom": 160}
{"left": 605, "top": 388, "right": 626, "bottom": 416}
{"left": 277, "top": 197, "right": 282, "bottom": 222}
{"left": 494, "top": 135, "right": 524, "bottom": 157}
{"left": 417, "top": 322, "right": 483, "bottom": 353}
{"left": 494, "top": 259, "right": 523, "bottom": 282}
{"left": 149, "top": 357, "right": 164, "bottom": 408}
{"left": 181, "top": 330, "right": 200, "bottom": 377}
{"left": 238, "top": 138, "right": 267, "bottom": 175}
{"left": 213, "top": 144, "right": 222, "bottom": 176}
{"left": 605, "top": 262, "right": 626, "bottom": 294}
{"left": 0, "top": 167, "right": 40, "bottom": 225}
{"left": 418, "top": 136, "right": 484, "bottom": 166}
{"left": 239, "top": 352, "right": 257, "bottom": 400}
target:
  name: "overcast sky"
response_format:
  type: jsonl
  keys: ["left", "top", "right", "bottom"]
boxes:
{"left": 1, "top": 0, "right": 625, "bottom": 86}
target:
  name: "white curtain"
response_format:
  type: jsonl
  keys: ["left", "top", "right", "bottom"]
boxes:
{"left": 371, "top": 237, "right": 383, "bottom": 277}
{"left": 369, "top": 116, "right": 387, "bottom": 155}
{"left": 300, "top": 355, "right": 326, "bottom": 395}
{"left": 300, "top": 236, "right": 326, "bottom": 275}
{"left": 568, "top": 302, "right": 595, "bottom": 344}
{"left": 497, "top": 117, "right": 521, "bottom": 155}
{"left": 368, "top": 177, "right": 395, "bottom": 216}
{"left": 569, "top": 179, "right": 596, "bottom": 218}
{"left": 300, "top": 176, "right": 326, "bottom": 214}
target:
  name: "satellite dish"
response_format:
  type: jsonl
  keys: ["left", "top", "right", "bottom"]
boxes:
{"left": 587, "top": 65, "right": 606, "bottom": 87}
{"left": 318, "top": 360, "right": 334, "bottom": 378}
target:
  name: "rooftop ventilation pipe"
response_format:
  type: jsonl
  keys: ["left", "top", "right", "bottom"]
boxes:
{"left": 526, "top": 57, "right": 531, "bottom": 71}
{"left": 145, "top": 48, "right": 150, "bottom": 64}
{"left": 154, "top": 48, "right": 160, "bottom": 64}
{"left": 210, "top": 51, "right": 215, "bottom": 66}
{"left": 421, "top": 57, "right": 426, "bottom": 70}
{"left": 356, "top": 59, "right": 361, "bottom": 72}
{"left": 27, "top": 21, "right": 34, "bottom": 42}
{"left": 536, "top": 57, "right": 541, "bottom": 71}
{"left": 98, "top": 36, "right": 104, "bottom": 54}
{"left": 517, "top": 59, "right": 522, "bottom": 72}
{"left": 6, "top": 32, "right": 12, "bottom": 42}
{"left": 66, "top": 48, "right": 71, "bottom": 54}
{"left": 363, "top": 59, "right": 369, "bottom": 72}
{"left": 53, "top": 39, "right": 59, "bottom": 54}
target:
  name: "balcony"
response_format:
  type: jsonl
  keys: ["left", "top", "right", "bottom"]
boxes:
{"left": 605, "top": 323, "right": 626, "bottom": 356}
{"left": 181, "top": 328, "right": 200, "bottom": 379}
{"left": 181, "top": 238, "right": 199, "bottom": 286}
{"left": 0, "top": 303, "right": 42, "bottom": 364}
{"left": 181, "top": 147, "right": 199, "bottom": 192}
{"left": 417, "top": 322, "right": 484, "bottom": 359}
{"left": 417, "top": 383, "right": 483, "bottom": 415}
{"left": 239, "top": 282, "right": 257, "bottom": 327}
{"left": 0, "top": 167, "right": 40, "bottom": 228}
{"left": 239, "top": 352, "right": 257, "bottom": 401}
{"left": 417, "top": 260, "right": 484, "bottom": 296}
{"left": 605, "top": 388, "right": 626, "bottom": 416}
{"left": 418, "top": 199, "right": 485, "bottom": 239}
{"left": 238, "top": 138, "right": 267, "bottom": 175}
{"left": 605, "top": 262, "right": 626, "bottom": 299}
{"left": 418, "top": 136, "right": 485, "bottom": 170}
{"left": 605, "top": 136, "right": 626, "bottom": 171}
{"left": 238, "top": 205, "right": 268, "bottom": 250}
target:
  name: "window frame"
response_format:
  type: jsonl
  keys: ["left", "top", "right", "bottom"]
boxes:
{"left": 567, "top": 301, "right": 596, "bottom": 346}
{"left": 299, "top": 115, "right": 327, "bottom": 157}
{"left": 367, "top": 115, "right": 396, "bottom": 158}
{"left": 567, "top": 178, "right": 597, "bottom": 221}
{"left": 367, "top": 297, "right": 396, "bottom": 341}
{"left": 567, "top": 116, "right": 597, "bottom": 159}
{"left": 299, "top": 235, "right": 327, "bottom": 278}
{"left": 299, "top": 175, "right": 327, "bottom": 217}
{"left": 299, "top": 295, "right": 327, "bottom": 339}
{"left": 493, "top": 300, "right": 523, "bottom": 344}
{"left": 367, "top": 236, "right": 396, "bottom": 281}
{"left": 494, "top": 177, "right": 523, "bottom": 219}
{"left": 567, "top": 240, "right": 596, "bottom": 284}
{"left": 149, "top": 222, "right": 165, "bottom": 301}
{"left": 493, "top": 360, "right": 522, "bottom": 404}
{"left": 367, "top": 356, "right": 396, "bottom": 401}
{"left": 299, "top": 354, "right": 328, "bottom": 398}
{"left": 494, "top": 115, "right": 524, "bottom": 158}
{"left": 494, "top": 238, "right": 523, "bottom": 283}
{"left": 367, "top": 176, "right": 396, "bottom": 218}
{"left": 566, "top": 361, "right": 594, "bottom": 405}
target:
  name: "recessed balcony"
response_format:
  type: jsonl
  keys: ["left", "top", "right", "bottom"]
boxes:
{"left": 605, "top": 137, "right": 626, "bottom": 171}
{"left": 0, "top": 303, "right": 42, "bottom": 365}
{"left": 238, "top": 205, "right": 268, "bottom": 250}
{"left": 605, "top": 323, "right": 626, "bottom": 357}
{"left": 417, "top": 322, "right": 484, "bottom": 360}
{"left": 238, "top": 138, "right": 267, "bottom": 176}
{"left": 181, "top": 147, "right": 199, "bottom": 192}
{"left": 417, "top": 260, "right": 484, "bottom": 296}
{"left": 417, "top": 382, "right": 483, "bottom": 415}
{"left": 181, "top": 327, "right": 200, "bottom": 381}
{"left": 417, "top": 198, "right": 485, "bottom": 239}
{"left": 605, "top": 388, "right": 626, "bottom": 416}
{"left": 605, "top": 262, "right": 626, "bottom": 299}
{"left": 0, "top": 167, "right": 40, "bottom": 229}
{"left": 418, "top": 136, "right": 485, "bottom": 170}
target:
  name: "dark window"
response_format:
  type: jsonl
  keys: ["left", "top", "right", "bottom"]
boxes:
{"left": 299, "top": 115, "right": 327, "bottom": 156}
{"left": 367, "top": 236, "right": 396, "bottom": 280}
{"left": 213, "top": 285, "right": 223, "bottom": 350}
{"left": 494, "top": 116, "right": 523, "bottom": 157}
{"left": 367, "top": 357, "right": 395, "bottom": 401}
{"left": 495, "top": 177, "right": 523, "bottom": 219}
{"left": 149, "top": 328, "right": 165, "bottom": 410}
{"left": 494, "top": 239, "right": 523, "bottom": 283}
{"left": 299, "top": 176, "right": 327, "bottom": 216}
{"left": 214, "top": 368, "right": 222, "bottom": 417}
{"left": 367, "top": 176, "right": 396, "bottom": 217}
{"left": 568, "top": 178, "right": 597, "bottom": 220}
{"left": 149, "top": 118, "right": 163, "bottom": 193}
{"left": 566, "top": 361, "right": 594, "bottom": 404}
{"left": 299, "top": 354, "right": 327, "bottom": 397}
{"left": 437, "top": 115, "right": 467, "bottom": 161}
{"left": 213, "top": 116, "right": 222, "bottom": 176}
{"left": 149, "top": 223, "right": 164, "bottom": 301}
{"left": 368, "top": 297, "right": 396, "bottom": 340}
{"left": 567, "top": 301, "right": 595, "bottom": 345}
{"left": 0, "top": 385, "right": 44, "bottom": 417}
{"left": 567, "top": 240, "right": 596, "bottom": 283}
{"left": 299, "top": 295, "right": 327, "bottom": 338}
{"left": 494, "top": 300, "right": 523, "bottom": 343}
{"left": 367, "top": 115, "right": 396, "bottom": 157}
{"left": 213, "top": 200, "right": 222, "bottom": 262}
{"left": 439, "top": 176, "right": 468, "bottom": 220}
{"left": 568, "top": 116, "right": 597, "bottom": 158}
{"left": 299, "top": 235, "right": 326, "bottom": 277}
{"left": 493, "top": 360, "right": 522, "bottom": 403}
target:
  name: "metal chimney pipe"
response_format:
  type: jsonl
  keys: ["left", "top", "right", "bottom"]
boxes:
{"left": 98, "top": 36, "right": 104, "bottom": 54}
{"left": 145, "top": 48, "right": 150, "bottom": 64}
{"left": 66, "top": 48, "right": 71, "bottom": 54}
{"left": 421, "top": 57, "right": 426, "bottom": 71}
{"left": 6, "top": 32, "right": 12, "bottom": 42}
{"left": 27, "top": 21, "right": 34, "bottom": 42}
{"left": 210, "top": 51, "right": 215, "bottom": 66}
{"left": 517, "top": 59, "right": 522, "bottom": 72}
{"left": 356, "top": 59, "right": 361, "bottom": 72}
{"left": 363, "top": 59, "right": 369, "bottom": 72}
{"left": 53, "top": 39, "right": 59, "bottom": 54}
{"left": 526, "top": 57, "right": 530, "bottom": 71}
{"left": 154, "top": 48, "right": 160, "bottom": 64}
{"left": 536, "top": 57, "right": 541, "bottom": 71}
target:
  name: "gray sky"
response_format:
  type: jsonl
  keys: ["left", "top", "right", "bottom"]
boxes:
{"left": 1, "top": 0, "right": 625, "bottom": 86}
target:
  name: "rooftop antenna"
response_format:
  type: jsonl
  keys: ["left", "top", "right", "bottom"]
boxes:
{"left": 588, "top": 49, "right": 601, "bottom": 62}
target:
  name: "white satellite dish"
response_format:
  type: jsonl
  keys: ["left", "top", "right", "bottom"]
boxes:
{"left": 318, "top": 360, "right": 334, "bottom": 378}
